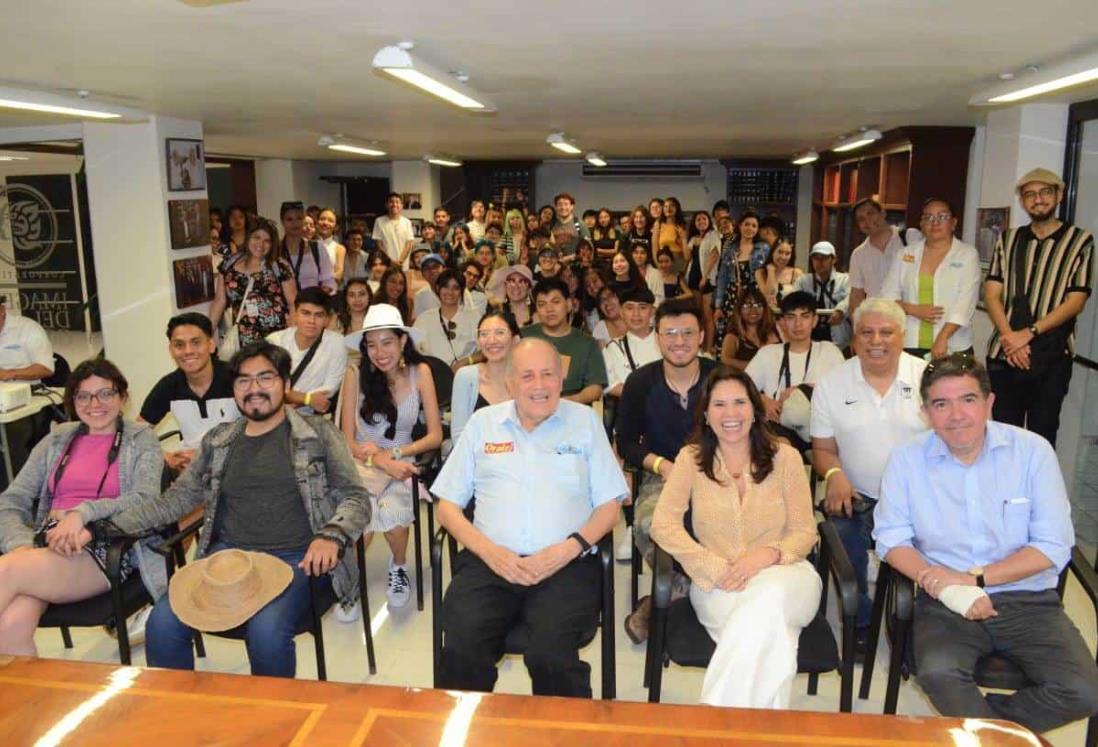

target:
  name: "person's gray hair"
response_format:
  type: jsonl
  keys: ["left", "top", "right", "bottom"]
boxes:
{"left": 505, "top": 337, "right": 563, "bottom": 379}
{"left": 852, "top": 297, "right": 905, "bottom": 332}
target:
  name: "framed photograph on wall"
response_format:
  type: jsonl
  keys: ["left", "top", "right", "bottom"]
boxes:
{"left": 976, "top": 207, "right": 1009, "bottom": 267}
{"left": 166, "top": 138, "right": 207, "bottom": 192}
{"left": 409, "top": 218, "right": 424, "bottom": 237}
{"left": 172, "top": 254, "right": 215, "bottom": 308}
{"left": 168, "top": 198, "right": 211, "bottom": 250}
{"left": 401, "top": 192, "right": 422, "bottom": 210}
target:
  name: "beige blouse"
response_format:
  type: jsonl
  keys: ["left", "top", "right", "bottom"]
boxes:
{"left": 650, "top": 441, "right": 817, "bottom": 592}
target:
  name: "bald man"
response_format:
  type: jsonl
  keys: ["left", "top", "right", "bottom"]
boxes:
{"left": 432, "top": 338, "right": 627, "bottom": 698}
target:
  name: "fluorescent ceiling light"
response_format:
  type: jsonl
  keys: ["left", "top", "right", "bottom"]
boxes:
{"left": 424, "top": 154, "right": 463, "bottom": 167}
{"left": 792, "top": 150, "right": 819, "bottom": 165}
{"left": 328, "top": 143, "right": 387, "bottom": 157}
{"left": 373, "top": 43, "right": 494, "bottom": 111}
{"left": 547, "top": 132, "right": 581, "bottom": 155}
{"left": 833, "top": 129, "right": 881, "bottom": 153}
{"left": 585, "top": 152, "right": 607, "bottom": 167}
{"left": 0, "top": 97, "right": 119, "bottom": 120}
{"left": 0, "top": 86, "right": 144, "bottom": 120}
{"left": 0, "top": 156, "right": 30, "bottom": 161}
{"left": 988, "top": 66, "right": 1098, "bottom": 103}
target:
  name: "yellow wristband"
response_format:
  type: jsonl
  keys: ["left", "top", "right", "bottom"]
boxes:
{"left": 823, "top": 467, "right": 842, "bottom": 484}
{"left": 304, "top": 392, "right": 312, "bottom": 407}
{"left": 652, "top": 456, "right": 665, "bottom": 475}
{"left": 467, "top": 355, "right": 475, "bottom": 366}
{"left": 365, "top": 455, "right": 374, "bottom": 468}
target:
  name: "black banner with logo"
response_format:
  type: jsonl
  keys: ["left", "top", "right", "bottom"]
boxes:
{"left": 6, "top": 173, "right": 88, "bottom": 331}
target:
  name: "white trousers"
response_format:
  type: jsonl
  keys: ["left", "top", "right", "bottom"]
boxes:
{"left": 690, "top": 559, "right": 822, "bottom": 709}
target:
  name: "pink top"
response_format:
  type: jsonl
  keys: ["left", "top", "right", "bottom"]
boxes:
{"left": 49, "top": 434, "right": 121, "bottom": 512}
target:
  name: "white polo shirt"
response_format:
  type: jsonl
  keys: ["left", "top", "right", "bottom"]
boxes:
{"left": 603, "top": 331, "right": 661, "bottom": 391}
{"left": 746, "top": 340, "right": 845, "bottom": 399}
{"left": 849, "top": 227, "right": 906, "bottom": 296}
{"left": 266, "top": 327, "right": 348, "bottom": 414}
{"left": 0, "top": 314, "right": 54, "bottom": 383}
{"left": 372, "top": 214, "right": 415, "bottom": 267}
{"left": 809, "top": 352, "right": 928, "bottom": 500}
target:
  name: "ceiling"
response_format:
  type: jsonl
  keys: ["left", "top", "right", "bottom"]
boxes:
{"left": 1, "top": 0, "right": 1098, "bottom": 160}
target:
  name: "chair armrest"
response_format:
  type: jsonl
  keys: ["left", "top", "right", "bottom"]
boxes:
{"left": 157, "top": 430, "right": 182, "bottom": 443}
{"left": 597, "top": 533, "right": 613, "bottom": 577}
{"left": 431, "top": 524, "right": 449, "bottom": 578}
{"left": 819, "top": 520, "right": 859, "bottom": 619}
{"left": 892, "top": 570, "right": 915, "bottom": 622}
{"left": 1068, "top": 546, "right": 1098, "bottom": 612}
{"left": 651, "top": 542, "right": 675, "bottom": 609}
{"left": 145, "top": 518, "right": 204, "bottom": 559}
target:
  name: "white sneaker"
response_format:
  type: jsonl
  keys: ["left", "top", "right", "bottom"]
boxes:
{"left": 615, "top": 527, "right": 633, "bottom": 562}
{"left": 334, "top": 601, "right": 361, "bottom": 623}
{"left": 109, "top": 605, "right": 152, "bottom": 646}
{"left": 387, "top": 566, "right": 411, "bottom": 609}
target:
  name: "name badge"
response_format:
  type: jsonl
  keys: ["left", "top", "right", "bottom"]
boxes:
{"left": 244, "top": 299, "right": 260, "bottom": 317}
{"left": 484, "top": 441, "right": 514, "bottom": 454}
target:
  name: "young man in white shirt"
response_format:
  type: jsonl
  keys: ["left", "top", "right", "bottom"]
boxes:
{"left": 747, "top": 291, "right": 844, "bottom": 451}
{"left": 793, "top": 241, "right": 852, "bottom": 350}
{"left": 266, "top": 287, "right": 347, "bottom": 416}
{"left": 848, "top": 198, "right": 911, "bottom": 319}
{"left": 372, "top": 193, "right": 415, "bottom": 268}
{"left": 603, "top": 286, "right": 660, "bottom": 399}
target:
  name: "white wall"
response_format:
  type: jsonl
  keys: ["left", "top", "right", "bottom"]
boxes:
{"left": 390, "top": 160, "right": 439, "bottom": 222}
{"left": 254, "top": 159, "right": 393, "bottom": 221}
{"left": 534, "top": 160, "right": 727, "bottom": 212}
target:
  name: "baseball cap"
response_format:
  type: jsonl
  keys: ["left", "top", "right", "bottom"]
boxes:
{"left": 809, "top": 241, "right": 836, "bottom": 257}
{"left": 418, "top": 253, "right": 444, "bottom": 269}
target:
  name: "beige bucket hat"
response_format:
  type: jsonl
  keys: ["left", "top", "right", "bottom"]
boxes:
{"left": 169, "top": 548, "right": 293, "bottom": 632}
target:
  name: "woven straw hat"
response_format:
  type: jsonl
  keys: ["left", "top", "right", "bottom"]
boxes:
{"left": 168, "top": 548, "right": 293, "bottom": 632}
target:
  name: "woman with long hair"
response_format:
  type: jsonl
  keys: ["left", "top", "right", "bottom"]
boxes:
{"left": 449, "top": 223, "right": 475, "bottom": 265}
{"left": 450, "top": 309, "right": 520, "bottom": 444}
{"left": 657, "top": 248, "right": 690, "bottom": 303}
{"left": 466, "top": 200, "right": 487, "bottom": 240}
{"left": 713, "top": 210, "right": 770, "bottom": 352}
{"left": 333, "top": 277, "right": 372, "bottom": 334}
{"left": 0, "top": 358, "right": 163, "bottom": 656}
{"left": 608, "top": 249, "right": 646, "bottom": 298}
{"left": 340, "top": 228, "right": 370, "bottom": 288}
{"left": 650, "top": 366, "right": 819, "bottom": 708}
{"left": 592, "top": 207, "right": 624, "bottom": 263}
{"left": 366, "top": 250, "right": 392, "bottom": 294}
{"left": 340, "top": 305, "right": 442, "bottom": 608}
{"left": 756, "top": 240, "right": 803, "bottom": 312}
{"left": 537, "top": 204, "right": 556, "bottom": 232}
{"left": 473, "top": 239, "right": 498, "bottom": 290}
{"left": 581, "top": 266, "right": 608, "bottom": 332}
{"left": 412, "top": 269, "right": 478, "bottom": 366}
{"left": 631, "top": 242, "right": 666, "bottom": 305}
{"left": 224, "top": 204, "right": 250, "bottom": 253}
{"left": 375, "top": 266, "right": 412, "bottom": 324}
{"left": 500, "top": 209, "right": 526, "bottom": 263}
{"left": 720, "top": 286, "right": 780, "bottom": 370}
{"left": 591, "top": 286, "right": 627, "bottom": 347}
{"left": 653, "top": 196, "right": 688, "bottom": 268}
{"left": 488, "top": 264, "right": 536, "bottom": 328}
{"left": 525, "top": 212, "right": 540, "bottom": 234}
{"left": 209, "top": 219, "right": 296, "bottom": 347}
{"left": 315, "top": 207, "right": 346, "bottom": 287}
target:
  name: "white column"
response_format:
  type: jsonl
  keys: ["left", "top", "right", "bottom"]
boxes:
{"left": 82, "top": 115, "right": 205, "bottom": 409}
{"left": 254, "top": 158, "right": 295, "bottom": 223}
{"left": 980, "top": 103, "right": 1069, "bottom": 227}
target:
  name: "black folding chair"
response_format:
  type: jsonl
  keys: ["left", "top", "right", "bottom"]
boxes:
{"left": 859, "top": 547, "right": 1098, "bottom": 746}
{"left": 645, "top": 520, "right": 858, "bottom": 710}
{"left": 431, "top": 523, "right": 617, "bottom": 699}
{"left": 621, "top": 464, "right": 643, "bottom": 611}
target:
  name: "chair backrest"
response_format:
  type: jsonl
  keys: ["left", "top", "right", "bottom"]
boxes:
{"left": 42, "top": 353, "right": 71, "bottom": 388}
{"left": 421, "top": 355, "right": 455, "bottom": 410}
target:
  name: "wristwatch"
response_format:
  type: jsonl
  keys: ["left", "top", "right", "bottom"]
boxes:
{"left": 967, "top": 566, "right": 986, "bottom": 588}
{"left": 1029, "top": 323, "right": 1040, "bottom": 338}
{"left": 391, "top": 446, "right": 403, "bottom": 461}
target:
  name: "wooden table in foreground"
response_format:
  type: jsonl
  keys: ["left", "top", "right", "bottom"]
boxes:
{"left": 0, "top": 656, "right": 1046, "bottom": 746}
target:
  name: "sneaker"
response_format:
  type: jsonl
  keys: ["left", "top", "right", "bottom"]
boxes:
{"left": 387, "top": 566, "right": 411, "bottom": 609}
{"left": 624, "top": 596, "right": 652, "bottom": 645}
{"left": 614, "top": 526, "right": 633, "bottom": 562}
{"left": 334, "top": 601, "right": 361, "bottom": 623}
{"left": 106, "top": 605, "right": 152, "bottom": 646}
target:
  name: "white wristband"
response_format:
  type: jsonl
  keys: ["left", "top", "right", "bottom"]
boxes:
{"left": 938, "top": 584, "right": 988, "bottom": 617}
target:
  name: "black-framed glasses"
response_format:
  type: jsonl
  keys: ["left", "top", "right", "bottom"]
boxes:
{"left": 1020, "top": 186, "right": 1057, "bottom": 201}
{"left": 233, "top": 371, "right": 281, "bottom": 391}
{"left": 73, "top": 388, "right": 119, "bottom": 406}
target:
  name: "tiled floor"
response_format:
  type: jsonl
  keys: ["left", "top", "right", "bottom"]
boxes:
{"left": 33, "top": 518, "right": 1094, "bottom": 746}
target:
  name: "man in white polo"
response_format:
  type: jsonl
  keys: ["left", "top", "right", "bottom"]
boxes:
{"left": 266, "top": 287, "right": 347, "bottom": 416}
{"left": 848, "top": 198, "right": 912, "bottom": 320}
{"left": 810, "top": 297, "right": 928, "bottom": 650}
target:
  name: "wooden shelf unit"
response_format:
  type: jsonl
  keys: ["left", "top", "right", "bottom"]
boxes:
{"left": 722, "top": 157, "right": 800, "bottom": 243}
{"left": 810, "top": 126, "right": 973, "bottom": 268}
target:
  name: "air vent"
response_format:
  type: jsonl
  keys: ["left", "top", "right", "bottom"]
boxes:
{"left": 581, "top": 160, "right": 704, "bottom": 180}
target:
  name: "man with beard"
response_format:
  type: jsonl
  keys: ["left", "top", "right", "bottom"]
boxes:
{"left": 983, "top": 168, "right": 1093, "bottom": 445}
{"left": 616, "top": 297, "right": 717, "bottom": 642}
{"left": 107, "top": 341, "right": 370, "bottom": 678}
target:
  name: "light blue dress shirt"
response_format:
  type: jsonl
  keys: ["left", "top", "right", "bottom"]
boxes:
{"left": 874, "top": 421, "right": 1074, "bottom": 594}
{"left": 431, "top": 399, "right": 628, "bottom": 556}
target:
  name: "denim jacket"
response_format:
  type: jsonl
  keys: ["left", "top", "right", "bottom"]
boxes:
{"left": 714, "top": 237, "right": 771, "bottom": 309}
{"left": 110, "top": 408, "right": 372, "bottom": 606}
{"left": 0, "top": 420, "right": 167, "bottom": 597}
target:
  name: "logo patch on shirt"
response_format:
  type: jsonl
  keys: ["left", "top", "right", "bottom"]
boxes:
{"left": 555, "top": 444, "right": 583, "bottom": 455}
{"left": 900, "top": 385, "right": 913, "bottom": 399}
{"left": 484, "top": 441, "right": 515, "bottom": 454}
{"left": 902, "top": 253, "right": 915, "bottom": 263}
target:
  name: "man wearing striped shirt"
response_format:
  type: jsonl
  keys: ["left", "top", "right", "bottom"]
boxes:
{"left": 983, "top": 168, "right": 1093, "bottom": 446}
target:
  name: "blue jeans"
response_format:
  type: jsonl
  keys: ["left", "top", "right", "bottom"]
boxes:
{"left": 146, "top": 543, "right": 333, "bottom": 678}
{"left": 828, "top": 504, "right": 875, "bottom": 632}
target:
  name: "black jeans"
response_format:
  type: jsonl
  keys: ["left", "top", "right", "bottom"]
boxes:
{"left": 914, "top": 590, "right": 1098, "bottom": 734}
{"left": 988, "top": 354, "right": 1073, "bottom": 446}
{"left": 438, "top": 549, "right": 601, "bottom": 697}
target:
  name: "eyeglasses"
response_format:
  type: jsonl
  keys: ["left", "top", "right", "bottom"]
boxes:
{"left": 740, "top": 302, "right": 764, "bottom": 310}
{"left": 73, "top": 388, "right": 119, "bottom": 406}
{"left": 233, "top": 371, "right": 281, "bottom": 391}
{"left": 660, "top": 327, "right": 699, "bottom": 340}
{"left": 921, "top": 213, "right": 953, "bottom": 225}
{"left": 1020, "top": 186, "right": 1057, "bottom": 201}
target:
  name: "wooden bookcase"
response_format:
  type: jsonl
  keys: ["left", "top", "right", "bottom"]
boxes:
{"left": 810, "top": 126, "right": 973, "bottom": 268}
{"left": 722, "top": 158, "right": 800, "bottom": 240}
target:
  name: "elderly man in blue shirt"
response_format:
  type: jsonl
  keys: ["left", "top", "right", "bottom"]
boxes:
{"left": 432, "top": 337, "right": 627, "bottom": 698}
{"left": 874, "top": 353, "right": 1098, "bottom": 734}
